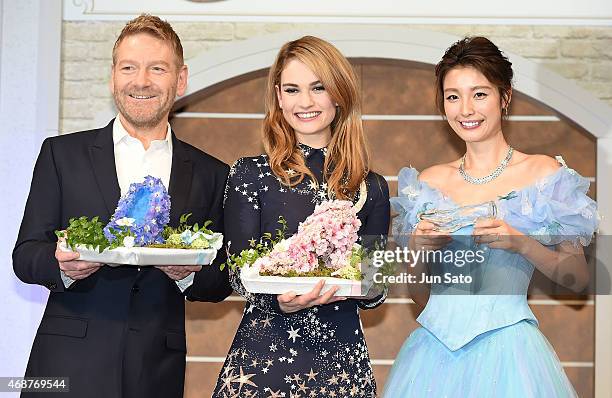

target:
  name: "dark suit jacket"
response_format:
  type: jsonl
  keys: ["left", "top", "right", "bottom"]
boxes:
{"left": 13, "top": 119, "right": 233, "bottom": 398}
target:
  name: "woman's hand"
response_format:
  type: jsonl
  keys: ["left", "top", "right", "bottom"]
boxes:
{"left": 409, "top": 220, "right": 452, "bottom": 252}
{"left": 472, "top": 218, "right": 530, "bottom": 253}
{"left": 277, "top": 280, "right": 346, "bottom": 313}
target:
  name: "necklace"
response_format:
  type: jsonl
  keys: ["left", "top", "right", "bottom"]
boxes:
{"left": 459, "top": 146, "right": 514, "bottom": 185}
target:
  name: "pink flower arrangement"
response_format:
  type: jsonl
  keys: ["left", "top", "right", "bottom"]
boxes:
{"left": 253, "top": 200, "right": 362, "bottom": 275}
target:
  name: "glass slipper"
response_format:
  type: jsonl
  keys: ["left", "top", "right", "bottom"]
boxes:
{"left": 418, "top": 201, "right": 497, "bottom": 233}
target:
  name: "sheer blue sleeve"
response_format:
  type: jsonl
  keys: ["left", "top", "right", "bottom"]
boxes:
{"left": 502, "top": 164, "right": 598, "bottom": 246}
{"left": 389, "top": 167, "right": 442, "bottom": 247}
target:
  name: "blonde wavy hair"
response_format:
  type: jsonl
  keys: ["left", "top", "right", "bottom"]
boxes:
{"left": 263, "top": 36, "right": 369, "bottom": 200}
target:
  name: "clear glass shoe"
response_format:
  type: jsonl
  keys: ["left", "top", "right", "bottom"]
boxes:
{"left": 418, "top": 201, "right": 497, "bottom": 233}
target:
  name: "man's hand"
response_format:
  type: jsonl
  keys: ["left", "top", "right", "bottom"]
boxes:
{"left": 56, "top": 244, "right": 103, "bottom": 280}
{"left": 155, "top": 265, "right": 202, "bottom": 280}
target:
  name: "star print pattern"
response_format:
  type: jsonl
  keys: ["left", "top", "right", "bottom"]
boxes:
{"left": 214, "top": 144, "right": 391, "bottom": 397}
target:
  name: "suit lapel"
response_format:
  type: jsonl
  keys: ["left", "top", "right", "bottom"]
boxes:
{"left": 89, "top": 120, "right": 121, "bottom": 218}
{"left": 168, "top": 132, "right": 193, "bottom": 225}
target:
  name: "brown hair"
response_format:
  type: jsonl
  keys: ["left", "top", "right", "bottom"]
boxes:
{"left": 263, "top": 36, "right": 369, "bottom": 200}
{"left": 112, "top": 14, "right": 184, "bottom": 68}
{"left": 434, "top": 36, "right": 513, "bottom": 115}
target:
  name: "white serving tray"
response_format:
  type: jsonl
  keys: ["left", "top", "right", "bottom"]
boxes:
{"left": 240, "top": 264, "right": 373, "bottom": 297}
{"left": 59, "top": 242, "right": 219, "bottom": 267}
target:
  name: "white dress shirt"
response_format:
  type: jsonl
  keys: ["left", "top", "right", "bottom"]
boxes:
{"left": 113, "top": 117, "right": 173, "bottom": 196}
{"left": 61, "top": 117, "right": 194, "bottom": 291}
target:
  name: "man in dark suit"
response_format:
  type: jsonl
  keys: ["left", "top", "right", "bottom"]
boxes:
{"left": 13, "top": 14, "right": 232, "bottom": 398}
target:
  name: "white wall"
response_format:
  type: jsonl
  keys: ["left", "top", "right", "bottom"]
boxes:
{"left": 0, "top": 0, "right": 62, "bottom": 388}
{"left": 63, "top": 0, "right": 612, "bottom": 24}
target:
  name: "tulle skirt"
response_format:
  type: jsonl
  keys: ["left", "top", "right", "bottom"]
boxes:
{"left": 383, "top": 320, "right": 576, "bottom": 398}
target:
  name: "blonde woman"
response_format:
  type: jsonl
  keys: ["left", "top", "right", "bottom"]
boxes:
{"left": 213, "top": 36, "right": 389, "bottom": 397}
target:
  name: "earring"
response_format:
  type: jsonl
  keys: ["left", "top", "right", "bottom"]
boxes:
{"left": 504, "top": 107, "right": 508, "bottom": 117}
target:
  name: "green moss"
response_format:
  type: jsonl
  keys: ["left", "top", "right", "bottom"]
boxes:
{"left": 260, "top": 265, "right": 362, "bottom": 280}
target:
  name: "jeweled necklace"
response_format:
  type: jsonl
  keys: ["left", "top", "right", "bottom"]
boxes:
{"left": 459, "top": 146, "right": 514, "bottom": 185}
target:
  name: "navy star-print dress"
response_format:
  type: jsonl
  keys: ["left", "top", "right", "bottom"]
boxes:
{"left": 212, "top": 144, "right": 390, "bottom": 398}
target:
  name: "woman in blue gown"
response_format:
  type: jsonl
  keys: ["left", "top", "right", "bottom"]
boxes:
{"left": 384, "top": 36, "right": 598, "bottom": 397}
{"left": 212, "top": 36, "right": 390, "bottom": 397}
